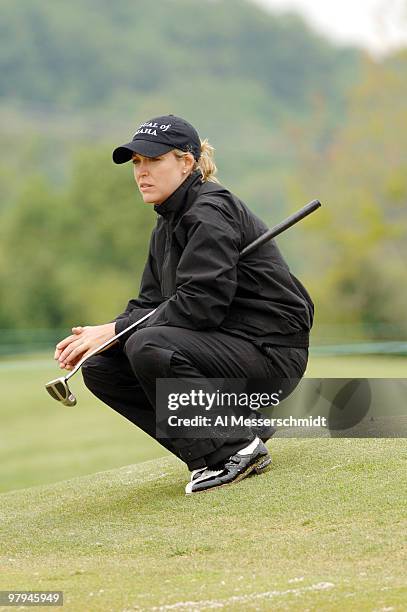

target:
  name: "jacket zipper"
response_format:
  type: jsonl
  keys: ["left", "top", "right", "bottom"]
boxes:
{"left": 162, "top": 219, "right": 172, "bottom": 296}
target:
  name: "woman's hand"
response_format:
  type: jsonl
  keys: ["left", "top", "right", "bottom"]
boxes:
{"left": 54, "top": 323, "right": 117, "bottom": 371}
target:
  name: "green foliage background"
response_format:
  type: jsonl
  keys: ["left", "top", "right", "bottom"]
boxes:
{"left": 0, "top": 0, "right": 405, "bottom": 342}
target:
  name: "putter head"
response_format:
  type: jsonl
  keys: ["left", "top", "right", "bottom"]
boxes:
{"left": 45, "top": 376, "right": 77, "bottom": 406}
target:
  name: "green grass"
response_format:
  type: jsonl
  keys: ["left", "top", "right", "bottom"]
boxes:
{"left": 0, "top": 355, "right": 170, "bottom": 494}
{"left": 306, "top": 354, "right": 407, "bottom": 377}
{"left": 0, "top": 353, "right": 406, "bottom": 610}
{"left": 0, "top": 353, "right": 405, "bottom": 493}
{"left": 1, "top": 440, "right": 406, "bottom": 611}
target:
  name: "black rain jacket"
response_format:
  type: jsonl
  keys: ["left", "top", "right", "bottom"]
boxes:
{"left": 115, "top": 170, "right": 314, "bottom": 350}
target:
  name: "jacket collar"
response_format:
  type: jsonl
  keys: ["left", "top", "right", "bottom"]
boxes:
{"left": 154, "top": 170, "right": 203, "bottom": 218}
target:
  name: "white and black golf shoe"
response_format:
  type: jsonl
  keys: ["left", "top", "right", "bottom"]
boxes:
{"left": 189, "top": 466, "right": 207, "bottom": 482}
{"left": 185, "top": 437, "right": 271, "bottom": 494}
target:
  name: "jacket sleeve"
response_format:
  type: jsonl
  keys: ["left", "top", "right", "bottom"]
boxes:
{"left": 114, "top": 230, "right": 164, "bottom": 335}
{"left": 137, "top": 203, "right": 241, "bottom": 331}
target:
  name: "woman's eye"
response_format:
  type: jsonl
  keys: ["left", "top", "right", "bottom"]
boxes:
{"left": 132, "top": 157, "right": 161, "bottom": 164}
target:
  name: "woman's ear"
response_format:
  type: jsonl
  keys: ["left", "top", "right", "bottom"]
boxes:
{"left": 183, "top": 153, "right": 195, "bottom": 174}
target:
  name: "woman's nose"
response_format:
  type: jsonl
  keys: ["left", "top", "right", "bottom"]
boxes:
{"left": 137, "top": 161, "right": 149, "bottom": 176}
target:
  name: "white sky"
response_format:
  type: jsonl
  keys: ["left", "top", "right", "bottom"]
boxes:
{"left": 253, "top": 0, "right": 407, "bottom": 55}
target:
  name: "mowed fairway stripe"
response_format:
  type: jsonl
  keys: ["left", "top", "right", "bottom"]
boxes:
{"left": 145, "top": 581, "right": 335, "bottom": 611}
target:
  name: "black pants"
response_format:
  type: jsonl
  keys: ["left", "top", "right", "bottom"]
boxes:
{"left": 81, "top": 326, "right": 308, "bottom": 470}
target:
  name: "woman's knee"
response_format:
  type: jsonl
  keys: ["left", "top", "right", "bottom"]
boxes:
{"left": 124, "top": 327, "right": 175, "bottom": 375}
{"left": 81, "top": 355, "right": 111, "bottom": 390}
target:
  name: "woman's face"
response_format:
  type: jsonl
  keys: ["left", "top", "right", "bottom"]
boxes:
{"left": 132, "top": 151, "right": 194, "bottom": 205}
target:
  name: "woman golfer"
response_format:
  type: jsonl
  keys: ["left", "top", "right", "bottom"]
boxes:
{"left": 54, "top": 114, "right": 314, "bottom": 494}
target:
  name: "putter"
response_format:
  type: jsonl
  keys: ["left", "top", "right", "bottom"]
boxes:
{"left": 45, "top": 308, "right": 157, "bottom": 406}
{"left": 45, "top": 199, "right": 321, "bottom": 406}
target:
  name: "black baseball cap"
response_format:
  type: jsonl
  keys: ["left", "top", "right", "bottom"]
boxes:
{"left": 112, "top": 114, "right": 201, "bottom": 164}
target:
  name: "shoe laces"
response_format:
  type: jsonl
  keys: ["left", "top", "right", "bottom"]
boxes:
{"left": 209, "top": 454, "right": 240, "bottom": 473}
{"left": 224, "top": 454, "right": 241, "bottom": 469}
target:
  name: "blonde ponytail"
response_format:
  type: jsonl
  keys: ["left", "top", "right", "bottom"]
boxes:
{"left": 174, "top": 138, "right": 219, "bottom": 183}
{"left": 195, "top": 138, "right": 219, "bottom": 183}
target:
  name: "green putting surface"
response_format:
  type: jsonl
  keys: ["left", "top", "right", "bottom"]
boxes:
{"left": 1, "top": 354, "right": 406, "bottom": 610}
{"left": 1, "top": 440, "right": 406, "bottom": 611}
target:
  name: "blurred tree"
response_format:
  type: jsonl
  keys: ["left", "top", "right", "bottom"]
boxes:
{"left": 0, "top": 149, "right": 155, "bottom": 329}
{"left": 0, "top": 0, "right": 360, "bottom": 114}
{"left": 2, "top": 0, "right": 405, "bottom": 340}
{"left": 287, "top": 51, "right": 407, "bottom": 338}
{"left": 0, "top": 0, "right": 363, "bottom": 239}
{"left": 61, "top": 147, "right": 156, "bottom": 323}
{"left": 0, "top": 176, "right": 68, "bottom": 328}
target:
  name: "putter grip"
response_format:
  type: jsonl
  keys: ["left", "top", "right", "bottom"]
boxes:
{"left": 240, "top": 199, "right": 321, "bottom": 258}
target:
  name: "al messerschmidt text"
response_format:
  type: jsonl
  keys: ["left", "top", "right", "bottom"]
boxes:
{"left": 167, "top": 415, "right": 327, "bottom": 427}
